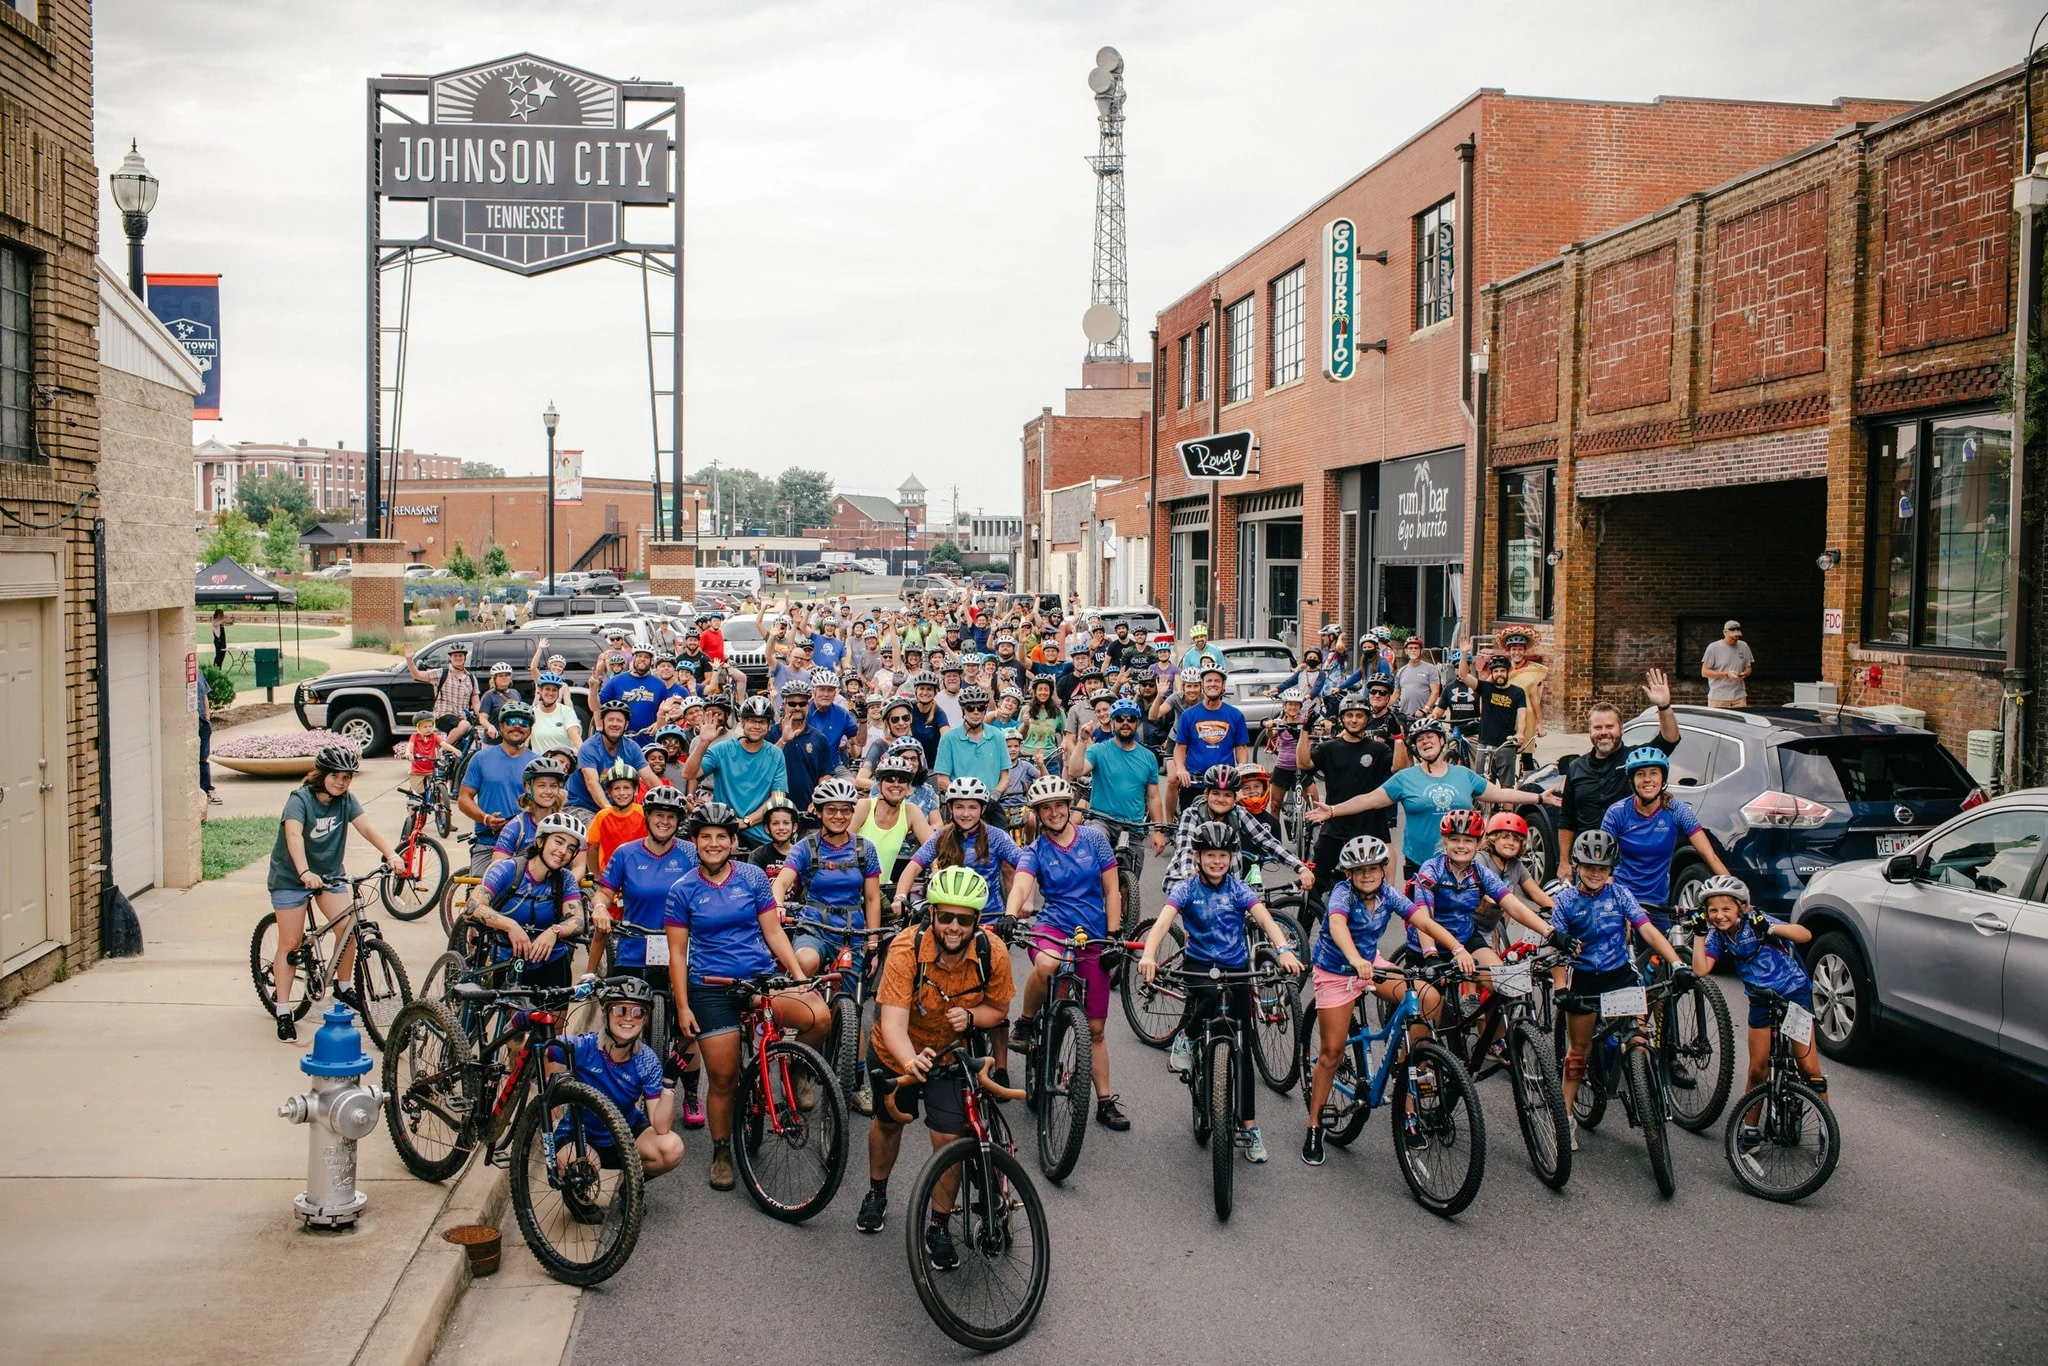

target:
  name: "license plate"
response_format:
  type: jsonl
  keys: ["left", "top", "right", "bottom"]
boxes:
{"left": 1600, "top": 985, "right": 1649, "bottom": 1018}
{"left": 1781, "top": 1001, "right": 1814, "bottom": 1045}
{"left": 1492, "top": 961, "right": 1532, "bottom": 997}
{"left": 1876, "top": 833, "right": 1915, "bottom": 856}
{"left": 644, "top": 933, "right": 669, "bottom": 966}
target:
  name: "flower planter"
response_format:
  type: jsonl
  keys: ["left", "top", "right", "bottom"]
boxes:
{"left": 213, "top": 755, "right": 317, "bottom": 778}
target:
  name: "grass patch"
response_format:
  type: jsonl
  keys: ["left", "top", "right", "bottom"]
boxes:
{"left": 202, "top": 817, "right": 277, "bottom": 880}
{"left": 197, "top": 624, "right": 339, "bottom": 644}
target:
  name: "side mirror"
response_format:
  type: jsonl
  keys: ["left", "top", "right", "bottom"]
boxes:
{"left": 1882, "top": 851, "right": 1922, "bottom": 883}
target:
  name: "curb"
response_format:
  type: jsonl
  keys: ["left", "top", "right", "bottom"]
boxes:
{"left": 353, "top": 1154, "right": 508, "bottom": 1366}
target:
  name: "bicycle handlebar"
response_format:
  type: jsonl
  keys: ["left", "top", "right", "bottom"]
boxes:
{"left": 894, "top": 1041, "right": 1028, "bottom": 1103}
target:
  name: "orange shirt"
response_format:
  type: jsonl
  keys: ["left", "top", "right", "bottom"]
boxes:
{"left": 586, "top": 805, "right": 648, "bottom": 872}
{"left": 869, "top": 926, "right": 1014, "bottom": 1075}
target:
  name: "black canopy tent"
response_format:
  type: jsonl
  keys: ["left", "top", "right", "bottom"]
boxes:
{"left": 195, "top": 556, "right": 300, "bottom": 692}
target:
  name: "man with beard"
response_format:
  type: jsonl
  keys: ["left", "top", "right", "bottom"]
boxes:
{"left": 1557, "top": 669, "right": 1677, "bottom": 881}
{"left": 1297, "top": 692, "right": 1393, "bottom": 896}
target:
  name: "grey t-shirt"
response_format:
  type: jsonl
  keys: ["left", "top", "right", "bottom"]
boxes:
{"left": 268, "top": 785, "right": 364, "bottom": 891}
{"left": 1395, "top": 662, "right": 1438, "bottom": 716}
{"left": 1701, "top": 639, "right": 1755, "bottom": 702}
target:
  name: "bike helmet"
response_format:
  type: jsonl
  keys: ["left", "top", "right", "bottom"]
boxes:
{"left": 489, "top": 662, "right": 514, "bottom": 677}
{"left": 873, "top": 754, "right": 919, "bottom": 784}
{"left": 939, "top": 658, "right": 964, "bottom": 675}
{"left": 1405, "top": 717, "right": 1450, "bottom": 748}
{"left": 1201, "top": 763, "right": 1241, "bottom": 793}
{"left": 642, "top": 784, "right": 690, "bottom": 817}
{"left": 927, "top": 864, "right": 991, "bottom": 911}
{"left": 759, "top": 793, "right": 800, "bottom": 827}
{"left": 535, "top": 811, "right": 587, "bottom": 847}
{"left": 599, "top": 976, "right": 656, "bottom": 1011}
{"left": 911, "top": 670, "right": 941, "bottom": 689}
{"left": 1484, "top": 811, "right": 1529, "bottom": 837}
{"left": 1279, "top": 687, "right": 1306, "bottom": 703}
{"left": 1236, "top": 761, "right": 1268, "bottom": 785}
{"left": 808, "top": 667, "right": 840, "bottom": 689}
{"left": 1499, "top": 629, "right": 1533, "bottom": 648}
{"left": 945, "top": 776, "right": 992, "bottom": 807}
{"left": 1695, "top": 874, "right": 1752, "bottom": 908}
{"left": 498, "top": 701, "right": 534, "bottom": 726}
{"left": 1372, "top": 627, "right": 1393, "bottom": 643}
{"left": 630, "top": 642, "right": 655, "bottom": 656}
{"left": 1132, "top": 665, "right": 1159, "bottom": 684}
{"left": 688, "top": 802, "right": 744, "bottom": 837}
{"left": 737, "top": 695, "right": 774, "bottom": 720}
{"left": 1365, "top": 677, "right": 1393, "bottom": 695}
{"left": 1190, "top": 820, "right": 1240, "bottom": 853}
{"left": 1199, "top": 662, "right": 1228, "bottom": 679}
{"left": 1024, "top": 774, "right": 1074, "bottom": 808}
{"left": 958, "top": 684, "right": 990, "bottom": 708}
{"left": 602, "top": 759, "right": 638, "bottom": 789}
{"left": 1321, "top": 623, "right": 1341, "bottom": 638}
{"left": 1109, "top": 698, "right": 1142, "bottom": 721}
{"left": 1438, "top": 808, "right": 1487, "bottom": 839}
{"left": 537, "top": 671, "right": 566, "bottom": 689}
{"left": 1570, "top": 829, "right": 1620, "bottom": 868}
{"left": 598, "top": 699, "right": 632, "bottom": 721}
{"left": 701, "top": 692, "right": 733, "bottom": 714}
{"left": 994, "top": 634, "right": 1017, "bottom": 648}
{"left": 1337, "top": 835, "right": 1391, "bottom": 870}
{"left": 1485, "top": 653, "right": 1512, "bottom": 672}
{"left": 882, "top": 697, "right": 914, "bottom": 719}
{"left": 813, "top": 776, "right": 860, "bottom": 808}
{"left": 313, "top": 743, "right": 361, "bottom": 773}
{"left": 654, "top": 652, "right": 676, "bottom": 666}
{"left": 779, "top": 679, "right": 812, "bottom": 701}
{"left": 522, "top": 755, "right": 569, "bottom": 787}
{"left": 1623, "top": 745, "right": 1671, "bottom": 773}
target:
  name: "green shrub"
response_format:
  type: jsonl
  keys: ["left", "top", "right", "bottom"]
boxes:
{"left": 291, "top": 579, "right": 349, "bottom": 612}
{"left": 201, "top": 664, "right": 236, "bottom": 708}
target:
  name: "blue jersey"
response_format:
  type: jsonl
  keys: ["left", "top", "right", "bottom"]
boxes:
{"left": 1600, "top": 797, "right": 1703, "bottom": 905}
{"left": 557, "top": 1032, "right": 663, "bottom": 1143}
{"left": 809, "top": 633, "right": 847, "bottom": 672}
{"left": 1378, "top": 764, "right": 1489, "bottom": 867}
{"left": 571, "top": 734, "right": 645, "bottom": 811}
{"left": 783, "top": 832, "right": 879, "bottom": 925}
{"left": 1019, "top": 825, "right": 1119, "bottom": 939}
{"left": 1174, "top": 701, "right": 1249, "bottom": 778}
{"left": 772, "top": 724, "right": 838, "bottom": 812}
{"left": 803, "top": 701, "right": 860, "bottom": 758}
{"left": 599, "top": 838, "right": 699, "bottom": 967}
{"left": 462, "top": 744, "right": 536, "bottom": 837}
{"left": 1702, "top": 915, "right": 1811, "bottom": 999}
{"left": 1407, "top": 854, "right": 1512, "bottom": 950}
{"left": 494, "top": 811, "right": 539, "bottom": 858}
{"left": 1313, "top": 880, "right": 1417, "bottom": 976}
{"left": 1164, "top": 874, "right": 1259, "bottom": 968}
{"left": 478, "top": 858, "right": 580, "bottom": 963}
{"left": 599, "top": 671, "right": 674, "bottom": 734}
{"left": 909, "top": 825, "right": 1023, "bottom": 919}
{"left": 664, "top": 861, "right": 778, "bottom": 984}
{"left": 1552, "top": 881, "right": 1650, "bottom": 975}
{"left": 698, "top": 737, "right": 787, "bottom": 839}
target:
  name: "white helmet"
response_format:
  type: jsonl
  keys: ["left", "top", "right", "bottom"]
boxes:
{"left": 812, "top": 776, "right": 860, "bottom": 808}
{"left": 535, "top": 811, "right": 587, "bottom": 848}
{"left": 1025, "top": 775, "right": 1075, "bottom": 808}
{"left": 945, "top": 776, "right": 991, "bottom": 807}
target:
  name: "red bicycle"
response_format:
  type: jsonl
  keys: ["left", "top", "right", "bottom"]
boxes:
{"left": 698, "top": 972, "right": 849, "bottom": 1222}
{"left": 379, "top": 782, "right": 452, "bottom": 921}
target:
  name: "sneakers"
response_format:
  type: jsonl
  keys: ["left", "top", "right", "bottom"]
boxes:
{"left": 792, "top": 1072, "right": 815, "bottom": 1112}
{"left": 205, "top": 790, "right": 223, "bottom": 806}
{"left": 925, "top": 1221, "right": 960, "bottom": 1272}
{"left": 1301, "top": 1126, "right": 1325, "bottom": 1166}
{"left": 851, "top": 1082, "right": 875, "bottom": 1116}
{"left": 708, "top": 1143, "right": 736, "bottom": 1191}
{"left": 856, "top": 1188, "right": 888, "bottom": 1234}
{"left": 1240, "top": 1125, "right": 1269, "bottom": 1163}
{"left": 1168, "top": 1033, "right": 1193, "bottom": 1077}
{"left": 333, "top": 986, "right": 363, "bottom": 1015}
{"left": 1568, "top": 1116, "right": 1581, "bottom": 1152}
{"left": 275, "top": 1011, "right": 298, "bottom": 1043}
{"left": 680, "top": 1091, "right": 706, "bottom": 1130}
{"left": 1736, "top": 1125, "right": 1764, "bottom": 1178}
{"left": 1401, "top": 1110, "right": 1427, "bottom": 1151}
{"left": 1095, "top": 1095, "right": 1130, "bottom": 1131}
{"left": 1009, "top": 1017, "right": 1039, "bottom": 1053}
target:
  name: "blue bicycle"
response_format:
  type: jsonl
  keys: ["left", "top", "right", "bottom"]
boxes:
{"left": 1295, "top": 961, "right": 1487, "bottom": 1216}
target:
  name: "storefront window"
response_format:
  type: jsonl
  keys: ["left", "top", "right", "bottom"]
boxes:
{"left": 1497, "top": 467, "right": 1554, "bottom": 620}
{"left": 1863, "top": 411, "right": 2010, "bottom": 654}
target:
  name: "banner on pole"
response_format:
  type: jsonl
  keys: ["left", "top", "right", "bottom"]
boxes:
{"left": 554, "top": 448, "right": 584, "bottom": 504}
{"left": 145, "top": 273, "right": 222, "bottom": 418}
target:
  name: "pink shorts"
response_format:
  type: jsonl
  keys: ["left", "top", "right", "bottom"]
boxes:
{"left": 1025, "top": 927, "right": 1112, "bottom": 1021}
{"left": 1311, "top": 961, "right": 1392, "bottom": 1012}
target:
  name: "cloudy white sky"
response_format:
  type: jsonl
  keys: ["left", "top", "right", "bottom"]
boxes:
{"left": 97, "top": 0, "right": 2035, "bottom": 519}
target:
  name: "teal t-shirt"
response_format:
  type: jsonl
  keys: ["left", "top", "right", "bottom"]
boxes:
{"left": 1084, "top": 739, "right": 1158, "bottom": 825}
{"left": 268, "top": 785, "right": 364, "bottom": 890}
{"left": 934, "top": 725, "right": 1009, "bottom": 792}
{"left": 1379, "top": 763, "right": 1488, "bottom": 867}
{"left": 700, "top": 737, "right": 788, "bottom": 838}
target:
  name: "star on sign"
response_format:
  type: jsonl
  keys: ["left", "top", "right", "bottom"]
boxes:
{"left": 502, "top": 69, "right": 557, "bottom": 122}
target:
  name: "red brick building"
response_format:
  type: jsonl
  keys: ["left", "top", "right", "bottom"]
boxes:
{"left": 1480, "top": 64, "right": 2045, "bottom": 783}
{"left": 1021, "top": 360, "right": 1150, "bottom": 592}
{"left": 193, "top": 437, "right": 459, "bottom": 515}
{"left": 809, "top": 476, "right": 929, "bottom": 554}
{"left": 383, "top": 476, "right": 704, "bottom": 578}
{"left": 1144, "top": 88, "right": 1914, "bottom": 650}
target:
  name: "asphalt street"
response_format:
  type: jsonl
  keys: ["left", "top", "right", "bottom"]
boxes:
{"left": 567, "top": 874, "right": 2048, "bottom": 1366}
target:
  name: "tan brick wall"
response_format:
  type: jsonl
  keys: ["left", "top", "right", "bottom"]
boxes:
{"left": 348, "top": 539, "right": 406, "bottom": 646}
{"left": 101, "top": 368, "right": 199, "bottom": 614}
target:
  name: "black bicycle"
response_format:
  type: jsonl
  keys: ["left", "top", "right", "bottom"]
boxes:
{"left": 1007, "top": 921, "right": 1095, "bottom": 1184}
{"left": 1661, "top": 919, "right": 1737, "bottom": 1133}
{"left": 784, "top": 909, "right": 893, "bottom": 1111}
{"left": 1164, "top": 953, "right": 1291, "bottom": 1221}
{"left": 251, "top": 869, "right": 412, "bottom": 1048}
{"left": 1558, "top": 974, "right": 1683, "bottom": 1198}
{"left": 1725, "top": 988, "right": 1840, "bottom": 1202}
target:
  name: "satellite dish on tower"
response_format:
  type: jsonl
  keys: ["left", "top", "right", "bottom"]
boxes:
{"left": 1082, "top": 304, "right": 1123, "bottom": 345}
{"left": 1087, "top": 66, "right": 1115, "bottom": 95}
{"left": 1096, "top": 46, "right": 1123, "bottom": 74}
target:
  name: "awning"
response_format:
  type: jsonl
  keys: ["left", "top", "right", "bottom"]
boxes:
{"left": 194, "top": 556, "right": 298, "bottom": 606}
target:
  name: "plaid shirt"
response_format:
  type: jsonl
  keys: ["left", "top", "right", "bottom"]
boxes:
{"left": 1163, "top": 801, "right": 1300, "bottom": 885}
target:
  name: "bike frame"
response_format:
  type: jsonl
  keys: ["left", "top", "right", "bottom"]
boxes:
{"left": 284, "top": 873, "right": 383, "bottom": 994}
{"left": 1321, "top": 971, "right": 1433, "bottom": 1115}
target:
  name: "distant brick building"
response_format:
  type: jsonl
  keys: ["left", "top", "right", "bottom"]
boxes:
{"left": 1020, "top": 360, "right": 1151, "bottom": 592}
{"left": 809, "top": 475, "right": 934, "bottom": 554}
{"left": 382, "top": 476, "right": 703, "bottom": 578}
{"left": 1480, "top": 64, "right": 2045, "bottom": 783}
{"left": 193, "top": 437, "right": 460, "bottom": 515}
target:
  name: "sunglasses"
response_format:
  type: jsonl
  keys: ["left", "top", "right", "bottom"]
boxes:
{"left": 608, "top": 1004, "right": 648, "bottom": 1020}
{"left": 931, "top": 910, "right": 978, "bottom": 928}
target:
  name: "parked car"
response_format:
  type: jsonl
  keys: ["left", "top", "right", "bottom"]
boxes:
{"left": 901, "top": 575, "right": 957, "bottom": 600}
{"left": 1204, "top": 637, "right": 1297, "bottom": 727}
{"left": 401, "top": 563, "right": 439, "bottom": 579}
{"left": 856, "top": 558, "right": 889, "bottom": 575}
{"left": 790, "top": 562, "right": 833, "bottom": 582}
{"left": 313, "top": 562, "right": 352, "bottom": 580}
{"left": 1091, "top": 606, "right": 1168, "bottom": 639}
{"left": 1792, "top": 788, "right": 2044, "bottom": 1079}
{"left": 973, "top": 571, "right": 1010, "bottom": 591}
{"left": 584, "top": 573, "right": 624, "bottom": 596}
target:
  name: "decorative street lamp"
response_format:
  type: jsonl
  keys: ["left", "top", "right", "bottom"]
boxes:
{"left": 108, "top": 139, "right": 159, "bottom": 298}
{"left": 542, "top": 401, "right": 560, "bottom": 595}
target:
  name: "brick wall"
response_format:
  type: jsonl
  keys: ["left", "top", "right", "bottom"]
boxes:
{"left": 1877, "top": 112, "right": 2013, "bottom": 355}
{"left": 383, "top": 478, "right": 657, "bottom": 575}
{"left": 1585, "top": 244, "right": 1677, "bottom": 414}
{"left": 1496, "top": 286, "right": 1560, "bottom": 429}
{"left": 347, "top": 540, "right": 406, "bottom": 646}
{"left": 1710, "top": 185, "right": 1830, "bottom": 389}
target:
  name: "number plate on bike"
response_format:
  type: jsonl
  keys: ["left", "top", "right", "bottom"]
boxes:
{"left": 643, "top": 934, "right": 669, "bottom": 966}
{"left": 1492, "top": 961, "right": 1532, "bottom": 997}
{"left": 1598, "top": 985, "right": 1648, "bottom": 1018}
{"left": 1781, "top": 1001, "right": 1814, "bottom": 1045}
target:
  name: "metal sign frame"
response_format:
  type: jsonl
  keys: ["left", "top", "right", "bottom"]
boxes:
{"left": 365, "top": 54, "right": 684, "bottom": 540}
{"left": 1176, "top": 429, "right": 1258, "bottom": 481}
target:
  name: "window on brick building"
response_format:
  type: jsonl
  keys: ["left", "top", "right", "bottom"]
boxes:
{"left": 1269, "top": 264, "right": 1304, "bottom": 387}
{"left": 1, "top": 242, "right": 33, "bottom": 462}
{"left": 1177, "top": 334, "right": 1190, "bottom": 410}
{"left": 1194, "top": 324, "right": 1210, "bottom": 403}
{"left": 1497, "top": 467, "right": 1554, "bottom": 620}
{"left": 1866, "top": 411, "right": 2012, "bottom": 654}
{"left": 1224, "top": 294, "right": 1255, "bottom": 403}
{"left": 1416, "top": 197, "right": 1456, "bottom": 329}
{"left": 1156, "top": 346, "right": 1166, "bottom": 416}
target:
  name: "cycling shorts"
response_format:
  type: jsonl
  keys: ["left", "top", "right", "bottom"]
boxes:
{"left": 1750, "top": 983, "right": 1814, "bottom": 1031}
{"left": 1560, "top": 964, "right": 1638, "bottom": 1015}
{"left": 269, "top": 879, "right": 348, "bottom": 910}
{"left": 868, "top": 1059, "right": 968, "bottom": 1135}
{"left": 596, "top": 1114, "right": 653, "bottom": 1169}
{"left": 1024, "top": 927, "right": 1111, "bottom": 1021}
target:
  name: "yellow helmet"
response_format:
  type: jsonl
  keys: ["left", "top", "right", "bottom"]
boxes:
{"left": 926, "top": 865, "right": 990, "bottom": 911}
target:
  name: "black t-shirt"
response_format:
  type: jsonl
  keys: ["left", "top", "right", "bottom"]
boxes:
{"left": 672, "top": 653, "right": 711, "bottom": 687}
{"left": 1441, "top": 677, "right": 1481, "bottom": 728}
{"left": 1559, "top": 729, "right": 1678, "bottom": 833}
{"left": 1475, "top": 681, "right": 1527, "bottom": 747}
{"left": 1311, "top": 734, "right": 1395, "bottom": 840}
{"left": 1360, "top": 707, "right": 1407, "bottom": 751}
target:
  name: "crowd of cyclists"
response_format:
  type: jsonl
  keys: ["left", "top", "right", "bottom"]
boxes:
{"left": 267, "top": 585, "right": 1830, "bottom": 1292}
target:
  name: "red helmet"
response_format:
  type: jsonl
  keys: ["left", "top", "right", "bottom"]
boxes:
{"left": 1484, "top": 811, "right": 1528, "bottom": 838}
{"left": 1438, "top": 809, "right": 1487, "bottom": 839}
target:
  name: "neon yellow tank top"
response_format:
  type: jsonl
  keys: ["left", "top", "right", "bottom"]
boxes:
{"left": 859, "top": 797, "right": 914, "bottom": 874}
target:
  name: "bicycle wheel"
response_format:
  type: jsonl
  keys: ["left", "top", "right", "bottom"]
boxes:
{"left": 1248, "top": 949, "right": 1301, "bottom": 1093}
{"left": 1506, "top": 1019, "right": 1571, "bottom": 1190}
{"left": 907, "top": 1137, "right": 1050, "bottom": 1352}
{"left": 1390, "top": 1040, "right": 1486, "bottom": 1217}
{"left": 828, "top": 995, "right": 862, "bottom": 1108}
{"left": 250, "top": 912, "right": 315, "bottom": 1021}
{"left": 1573, "top": 1039, "right": 1610, "bottom": 1129}
{"left": 380, "top": 836, "right": 450, "bottom": 921}
{"left": 380, "top": 999, "right": 475, "bottom": 1182}
{"left": 1118, "top": 918, "right": 1186, "bottom": 1048}
{"left": 732, "top": 1039, "right": 846, "bottom": 1222}
{"left": 1308, "top": 1000, "right": 1371, "bottom": 1147}
{"left": 1623, "top": 1043, "right": 1675, "bottom": 1199}
{"left": 1035, "top": 1001, "right": 1092, "bottom": 1184}
{"left": 509, "top": 1077, "right": 645, "bottom": 1286}
{"left": 1725, "top": 1079, "right": 1838, "bottom": 1202}
{"left": 1208, "top": 1034, "right": 1236, "bottom": 1222}
{"left": 1118, "top": 867, "right": 1140, "bottom": 935}
{"left": 351, "top": 936, "right": 412, "bottom": 1049}
{"left": 432, "top": 784, "right": 453, "bottom": 839}
{"left": 1663, "top": 975, "right": 1735, "bottom": 1132}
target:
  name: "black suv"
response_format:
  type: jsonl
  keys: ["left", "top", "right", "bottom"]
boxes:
{"left": 1531, "top": 705, "right": 1981, "bottom": 912}
{"left": 294, "top": 618, "right": 660, "bottom": 756}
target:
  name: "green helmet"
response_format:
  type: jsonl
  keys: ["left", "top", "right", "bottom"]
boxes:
{"left": 926, "top": 865, "right": 990, "bottom": 912}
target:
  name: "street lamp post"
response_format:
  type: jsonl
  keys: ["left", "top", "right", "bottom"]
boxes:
{"left": 108, "top": 139, "right": 159, "bottom": 298}
{"left": 542, "top": 402, "right": 560, "bottom": 594}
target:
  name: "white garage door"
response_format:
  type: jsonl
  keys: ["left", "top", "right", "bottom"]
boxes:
{"left": 107, "top": 612, "right": 161, "bottom": 896}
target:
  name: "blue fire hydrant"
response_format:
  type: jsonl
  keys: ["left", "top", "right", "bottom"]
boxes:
{"left": 279, "top": 1003, "right": 385, "bottom": 1229}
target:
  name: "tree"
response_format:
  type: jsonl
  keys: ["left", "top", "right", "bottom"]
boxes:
{"left": 259, "top": 513, "right": 306, "bottom": 574}
{"left": 775, "top": 467, "right": 836, "bottom": 532}
{"left": 481, "top": 540, "right": 511, "bottom": 577}
{"left": 686, "top": 464, "right": 775, "bottom": 536}
{"left": 444, "top": 540, "right": 479, "bottom": 582}
{"left": 202, "top": 507, "right": 261, "bottom": 565}
{"left": 929, "top": 538, "right": 963, "bottom": 567}
{"left": 236, "top": 470, "right": 315, "bottom": 529}
{"left": 461, "top": 460, "right": 505, "bottom": 479}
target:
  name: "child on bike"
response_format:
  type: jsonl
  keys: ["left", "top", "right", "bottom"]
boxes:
{"left": 587, "top": 761, "right": 649, "bottom": 872}
{"left": 1140, "top": 820, "right": 1303, "bottom": 1164}
{"left": 1407, "top": 810, "right": 1555, "bottom": 979}
{"left": 399, "top": 713, "right": 443, "bottom": 796}
{"left": 1258, "top": 691, "right": 1308, "bottom": 804}
{"left": 547, "top": 976, "right": 684, "bottom": 1180}
{"left": 1302, "top": 834, "right": 1471, "bottom": 1165}
{"left": 1235, "top": 763, "right": 1281, "bottom": 848}
{"left": 994, "top": 729, "right": 1041, "bottom": 840}
{"left": 1687, "top": 875, "right": 1825, "bottom": 1120}
{"left": 1473, "top": 811, "right": 1555, "bottom": 948}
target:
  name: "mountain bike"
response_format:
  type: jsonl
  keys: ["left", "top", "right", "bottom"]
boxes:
{"left": 1007, "top": 922, "right": 1095, "bottom": 1184}
{"left": 1164, "top": 953, "right": 1291, "bottom": 1221}
{"left": 381, "top": 785, "right": 452, "bottom": 921}
{"left": 1725, "top": 988, "right": 1840, "bottom": 1202}
{"left": 251, "top": 869, "right": 412, "bottom": 1049}
{"left": 784, "top": 910, "right": 892, "bottom": 1112}
{"left": 900, "top": 1038, "right": 1048, "bottom": 1352}
{"left": 1423, "top": 942, "right": 1573, "bottom": 1189}
{"left": 1294, "top": 959, "right": 1487, "bottom": 1217}
{"left": 380, "top": 976, "right": 645, "bottom": 1285}
{"left": 1660, "top": 920, "right": 1736, "bottom": 1132}
{"left": 698, "top": 971, "right": 849, "bottom": 1222}
{"left": 1557, "top": 973, "right": 1682, "bottom": 1198}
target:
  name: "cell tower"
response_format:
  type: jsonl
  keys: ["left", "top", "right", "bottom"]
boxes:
{"left": 1082, "top": 47, "right": 1129, "bottom": 362}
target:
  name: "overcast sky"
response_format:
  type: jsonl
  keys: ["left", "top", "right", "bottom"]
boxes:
{"left": 96, "top": 0, "right": 2035, "bottom": 519}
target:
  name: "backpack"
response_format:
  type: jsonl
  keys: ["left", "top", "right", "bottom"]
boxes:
{"left": 795, "top": 831, "right": 874, "bottom": 907}
{"left": 489, "top": 863, "right": 574, "bottom": 930}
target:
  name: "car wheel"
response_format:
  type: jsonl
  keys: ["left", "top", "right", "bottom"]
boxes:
{"left": 332, "top": 707, "right": 391, "bottom": 758}
{"left": 1668, "top": 858, "right": 1710, "bottom": 915}
{"left": 1521, "top": 804, "right": 1560, "bottom": 882}
{"left": 1807, "top": 930, "right": 1876, "bottom": 1064}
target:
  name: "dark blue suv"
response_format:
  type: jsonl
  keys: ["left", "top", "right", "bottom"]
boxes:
{"left": 1551, "top": 705, "right": 1983, "bottom": 913}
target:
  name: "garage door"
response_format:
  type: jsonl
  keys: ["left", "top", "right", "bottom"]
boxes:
{"left": 107, "top": 612, "right": 161, "bottom": 896}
